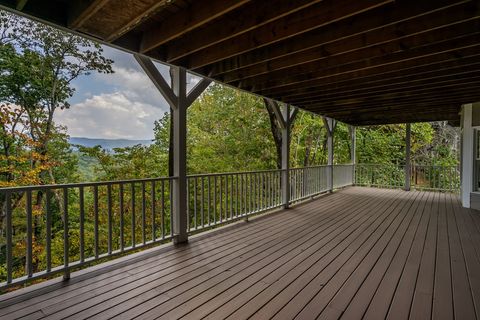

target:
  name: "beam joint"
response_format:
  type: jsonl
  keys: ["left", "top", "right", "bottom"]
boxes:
{"left": 136, "top": 57, "right": 210, "bottom": 245}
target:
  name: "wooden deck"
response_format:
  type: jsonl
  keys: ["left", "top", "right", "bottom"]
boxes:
{"left": 1, "top": 187, "right": 480, "bottom": 320}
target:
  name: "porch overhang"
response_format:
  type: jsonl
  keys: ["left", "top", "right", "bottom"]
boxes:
{"left": 1, "top": 0, "right": 479, "bottom": 125}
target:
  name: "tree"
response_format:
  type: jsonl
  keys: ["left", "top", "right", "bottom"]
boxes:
{"left": 0, "top": 10, "right": 113, "bottom": 279}
{"left": 0, "top": 10, "right": 113, "bottom": 187}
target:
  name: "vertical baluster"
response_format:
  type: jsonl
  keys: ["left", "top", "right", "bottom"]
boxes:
{"left": 201, "top": 177, "right": 205, "bottom": 228}
{"left": 219, "top": 176, "right": 222, "bottom": 223}
{"left": 5, "top": 191, "right": 12, "bottom": 283}
{"left": 249, "top": 173, "right": 253, "bottom": 214}
{"left": 193, "top": 178, "right": 197, "bottom": 230}
{"left": 230, "top": 175, "right": 234, "bottom": 220}
{"left": 63, "top": 188, "right": 70, "bottom": 279}
{"left": 93, "top": 185, "right": 99, "bottom": 258}
{"left": 161, "top": 180, "right": 165, "bottom": 239}
{"left": 169, "top": 179, "right": 174, "bottom": 238}
{"left": 225, "top": 175, "right": 229, "bottom": 220}
{"left": 119, "top": 184, "right": 124, "bottom": 251}
{"left": 45, "top": 190, "right": 52, "bottom": 272}
{"left": 266, "top": 172, "right": 270, "bottom": 208}
{"left": 186, "top": 178, "right": 190, "bottom": 231}
{"left": 213, "top": 176, "right": 217, "bottom": 224}
{"left": 142, "top": 181, "right": 146, "bottom": 244}
{"left": 79, "top": 187, "right": 85, "bottom": 261}
{"left": 131, "top": 183, "right": 136, "bottom": 247}
{"left": 151, "top": 181, "right": 156, "bottom": 241}
{"left": 107, "top": 184, "right": 113, "bottom": 254}
{"left": 26, "top": 190, "right": 33, "bottom": 278}
{"left": 244, "top": 173, "right": 248, "bottom": 215}
{"left": 236, "top": 174, "right": 239, "bottom": 217}
{"left": 261, "top": 173, "right": 264, "bottom": 210}
{"left": 252, "top": 173, "right": 256, "bottom": 212}
{"left": 208, "top": 176, "right": 211, "bottom": 226}
{"left": 239, "top": 174, "right": 243, "bottom": 216}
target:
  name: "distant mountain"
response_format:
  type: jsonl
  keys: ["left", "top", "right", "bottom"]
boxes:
{"left": 69, "top": 137, "right": 153, "bottom": 150}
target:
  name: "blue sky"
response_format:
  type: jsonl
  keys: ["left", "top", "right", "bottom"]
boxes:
{"left": 55, "top": 45, "right": 201, "bottom": 140}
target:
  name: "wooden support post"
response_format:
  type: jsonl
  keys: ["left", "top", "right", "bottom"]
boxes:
{"left": 281, "top": 104, "right": 291, "bottom": 208}
{"left": 134, "top": 54, "right": 211, "bottom": 244}
{"left": 266, "top": 99, "right": 297, "bottom": 209}
{"left": 349, "top": 125, "right": 356, "bottom": 185}
{"left": 461, "top": 103, "right": 473, "bottom": 208}
{"left": 323, "top": 117, "right": 336, "bottom": 192}
{"left": 405, "top": 123, "right": 411, "bottom": 191}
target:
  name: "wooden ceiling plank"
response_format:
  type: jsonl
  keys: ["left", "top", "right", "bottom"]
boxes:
{"left": 308, "top": 89, "right": 480, "bottom": 110}
{"left": 182, "top": 0, "right": 393, "bottom": 70}
{"left": 240, "top": 24, "right": 480, "bottom": 91}
{"left": 220, "top": 4, "right": 480, "bottom": 83}
{"left": 253, "top": 35, "right": 480, "bottom": 95}
{"left": 68, "top": 0, "right": 111, "bottom": 29}
{"left": 278, "top": 56, "right": 480, "bottom": 100}
{"left": 105, "top": 0, "right": 170, "bottom": 42}
{"left": 262, "top": 50, "right": 480, "bottom": 97}
{"left": 163, "top": 0, "right": 324, "bottom": 63}
{"left": 208, "top": 0, "right": 472, "bottom": 77}
{"left": 140, "top": 0, "right": 251, "bottom": 53}
{"left": 303, "top": 87, "right": 480, "bottom": 111}
{"left": 286, "top": 69, "right": 480, "bottom": 104}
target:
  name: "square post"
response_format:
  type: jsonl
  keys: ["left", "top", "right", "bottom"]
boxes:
{"left": 323, "top": 117, "right": 336, "bottom": 192}
{"left": 349, "top": 125, "right": 356, "bottom": 185}
{"left": 461, "top": 103, "right": 473, "bottom": 208}
{"left": 170, "top": 66, "right": 188, "bottom": 244}
{"left": 282, "top": 104, "right": 291, "bottom": 208}
{"left": 405, "top": 123, "right": 411, "bottom": 191}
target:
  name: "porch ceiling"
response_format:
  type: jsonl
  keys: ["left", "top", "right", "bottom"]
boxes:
{"left": 3, "top": 0, "right": 480, "bottom": 125}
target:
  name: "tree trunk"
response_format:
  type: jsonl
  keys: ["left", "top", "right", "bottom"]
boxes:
{"left": 264, "top": 100, "right": 282, "bottom": 169}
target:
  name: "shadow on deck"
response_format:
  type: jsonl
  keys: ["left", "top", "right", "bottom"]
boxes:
{"left": 0, "top": 187, "right": 479, "bottom": 320}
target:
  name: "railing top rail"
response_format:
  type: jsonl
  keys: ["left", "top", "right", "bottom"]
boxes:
{"left": 187, "top": 168, "right": 285, "bottom": 178}
{"left": 0, "top": 176, "right": 178, "bottom": 192}
{"left": 290, "top": 165, "right": 328, "bottom": 169}
{"left": 357, "top": 163, "right": 459, "bottom": 168}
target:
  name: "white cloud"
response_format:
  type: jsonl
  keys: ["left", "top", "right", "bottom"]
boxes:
{"left": 59, "top": 45, "right": 209, "bottom": 140}
{"left": 55, "top": 92, "right": 166, "bottom": 140}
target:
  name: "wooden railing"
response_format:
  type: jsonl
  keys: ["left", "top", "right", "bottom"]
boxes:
{"left": 0, "top": 165, "right": 357, "bottom": 289}
{"left": 355, "top": 163, "right": 460, "bottom": 192}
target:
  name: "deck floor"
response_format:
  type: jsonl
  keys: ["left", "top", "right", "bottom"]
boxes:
{"left": 1, "top": 187, "right": 480, "bottom": 320}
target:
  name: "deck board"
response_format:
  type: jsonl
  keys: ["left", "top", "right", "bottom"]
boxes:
{"left": 0, "top": 187, "right": 479, "bottom": 320}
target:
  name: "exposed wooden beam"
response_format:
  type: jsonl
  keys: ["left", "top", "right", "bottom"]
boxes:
{"left": 285, "top": 70, "right": 480, "bottom": 105}
{"left": 219, "top": 3, "right": 480, "bottom": 83}
{"left": 67, "top": 0, "right": 110, "bottom": 29}
{"left": 239, "top": 24, "right": 480, "bottom": 91}
{"left": 344, "top": 110, "right": 461, "bottom": 126}
{"left": 105, "top": 0, "right": 170, "bottom": 42}
{"left": 140, "top": 0, "right": 251, "bottom": 53}
{"left": 206, "top": 0, "right": 472, "bottom": 76}
{"left": 163, "top": 0, "right": 324, "bottom": 63}
{"left": 304, "top": 87, "right": 480, "bottom": 112}
{"left": 181, "top": 0, "right": 393, "bottom": 70}
{"left": 185, "top": 78, "right": 212, "bottom": 107}
{"left": 278, "top": 57, "right": 480, "bottom": 101}
{"left": 262, "top": 49, "right": 480, "bottom": 97}
{"left": 133, "top": 54, "right": 177, "bottom": 108}
{"left": 331, "top": 104, "right": 462, "bottom": 117}
{"left": 253, "top": 35, "right": 480, "bottom": 95}
{"left": 304, "top": 93, "right": 480, "bottom": 115}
